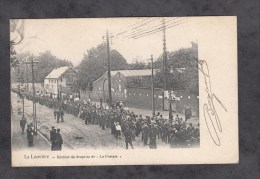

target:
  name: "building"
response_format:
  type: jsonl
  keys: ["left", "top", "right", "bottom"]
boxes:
{"left": 92, "top": 69, "right": 155, "bottom": 102}
{"left": 44, "top": 66, "right": 78, "bottom": 98}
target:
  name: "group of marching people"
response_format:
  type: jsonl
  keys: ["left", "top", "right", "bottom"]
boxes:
{"left": 13, "top": 88, "right": 200, "bottom": 149}
{"left": 66, "top": 100, "right": 200, "bottom": 149}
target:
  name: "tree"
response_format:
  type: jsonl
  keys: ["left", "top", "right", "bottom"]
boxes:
{"left": 11, "top": 51, "right": 73, "bottom": 83}
{"left": 128, "top": 61, "right": 148, "bottom": 70}
{"left": 10, "top": 20, "right": 24, "bottom": 68}
{"left": 35, "top": 51, "right": 73, "bottom": 82}
{"left": 154, "top": 47, "right": 199, "bottom": 94}
{"left": 77, "top": 43, "right": 128, "bottom": 90}
{"left": 10, "top": 44, "right": 19, "bottom": 69}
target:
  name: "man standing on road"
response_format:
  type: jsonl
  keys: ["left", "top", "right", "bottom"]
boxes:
{"left": 56, "top": 108, "right": 60, "bottom": 123}
{"left": 149, "top": 124, "right": 158, "bottom": 149}
{"left": 142, "top": 122, "right": 149, "bottom": 146}
{"left": 124, "top": 126, "right": 134, "bottom": 149}
{"left": 50, "top": 127, "right": 56, "bottom": 151}
{"left": 60, "top": 108, "right": 64, "bottom": 122}
{"left": 54, "top": 129, "right": 63, "bottom": 150}
{"left": 54, "top": 106, "right": 57, "bottom": 119}
{"left": 20, "top": 117, "right": 27, "bottom": 134}
{"left": 26, "top": 124, "right": 34, "bottom": 147}
{"left": 101, "top": 113, "right": 106, "bottom": 130}
{"left": 115, "top": 122, "right": 121, "bottom": 139}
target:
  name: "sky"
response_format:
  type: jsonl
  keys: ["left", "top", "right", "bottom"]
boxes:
{"left": 11, "top": 17, "right": 222, "bottom": 66}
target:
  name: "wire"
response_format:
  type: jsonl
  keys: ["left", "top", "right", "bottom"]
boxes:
{"left": 133, "top": 19, "right": 189, "bottom": 39}
{"left": 122, "top": 17, "right": 180, "bottom": 39}
{"left": 114, "top": 18, "right": 150, "bottom": 36}
{"left": 129, "top": 18, "right": 188, "bottom": 39}
{"left": 114, "top": 18, "right": 158, "bottom": 38}
{"left": 107, "top": 17, "right": 189, "bottom": 45}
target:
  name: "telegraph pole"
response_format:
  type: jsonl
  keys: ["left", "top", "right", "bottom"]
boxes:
{"left": 162, "top": 17, "right": 168, "bottom": 110}
{"left": 26, "top": 56, "right": 39, "bottom": 134}
{"left": 25, "top": 61, "right": 29, "bottom": 91}
{"left": 151, "top": 55, "right": 155, "bottom": 116}
{"left": 31, "top": 57, "right": 36, "bottom": 134}
{"left": 21, "top": 71, "right": 25, "bottom": 118}
{"left": 106, "top": 30, "right": 112, "bottom": 107}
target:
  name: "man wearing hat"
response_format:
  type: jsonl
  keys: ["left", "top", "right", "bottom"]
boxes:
{"left": 20, "top": 117, "right": 27, "bottom": 134}
{"left": 142, "top": 122, "right": 149, "bottom": 146}
{"left": 54, "top": 129, "right": 63, "bottom": 150}
{"left": 124, "top": 126, "right": 134, "bottom": 149}
{"left": 149, "top": 124, "right": 158, "bottom": 149}
{"left": 50, "top": 127, "right": 56, "bottom": 151}
{"left": 26, "top": 124, "right": 34, "bottom": 147}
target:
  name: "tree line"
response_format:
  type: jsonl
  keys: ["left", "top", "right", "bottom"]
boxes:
{"left": 11, "top": 50, "right": 73, "bottom": 83}
{"left": 11, "top": 42, "right": 198, "bottom": 94}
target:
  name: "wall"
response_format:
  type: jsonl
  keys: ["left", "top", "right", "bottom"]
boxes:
{"left": 92, "top": 72, "right": 127, "bottom": 102}
{"left": 165, "top": 91, "right": 199, "bottom": 116}
{"left": 125, "top": 87, "right": 163, "bottom": 110}
{"left": 81, "top": 87, "right": 164, "bottom": 110}
{"left": 81, "top": 87, "right": 199, "bottom": 116}
{"left": 44, "top": 79, "right": 58, "bottom": 94}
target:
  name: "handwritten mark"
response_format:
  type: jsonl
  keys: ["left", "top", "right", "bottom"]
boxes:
{"left": 198, "top": 60, "right": 228, "bottom": 146}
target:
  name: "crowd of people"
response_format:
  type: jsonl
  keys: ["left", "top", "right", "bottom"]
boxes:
{"left": 13, "top": 88, "right": 200, "bottom": 149}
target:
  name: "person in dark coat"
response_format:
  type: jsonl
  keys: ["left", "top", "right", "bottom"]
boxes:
{"left": 124, "top": 126, "right": 134, "bottom": 149}
{"left": 50, "top": 127, "right": 56, "bottom": 151}
{"left": 26, "top": 125, "right": 34, "bottom": 147}
{"left": 101, "top": 114, "right": 106, "bottom": 130}
{"left": 56, "top": 109, "right": 60, "bottom": 123}
{"left": 20, "top": 117, "right": 27, "bottom": 134}
{"left": 185, "top": 107, "right": 192, "bottom": 121}
{"left": 54, "top": 129, "right": 63, "bottom": 150}
{"left": 60, "top": 108, "right": 64, "bottom": 122}
{"left": 142, "top": 123, "right": 149, "bottom": 146}
{"left": 149, "top": 124, "right": 158, "bottom": 149}
{"left": 84, "top": 111, "right": 88, "bottom": 125}
{"left": 136, "top": 119, "right": 142, "bottom": 137}
{"left": 54, "top": 107, "right": 57, "bottom": 119}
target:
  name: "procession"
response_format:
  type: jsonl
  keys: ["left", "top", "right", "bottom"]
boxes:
{"left": 11, "top": 18, "right": 200, "bottom": 152}
{"left": 13, "top": 88, "right": 199, "bottom": 150}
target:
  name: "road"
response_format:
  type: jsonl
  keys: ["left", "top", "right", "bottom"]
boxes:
{"left": 11, "top": 94, "right": 50, "bottom": 151}
{"left": 11, "top": 92, "right": 171, "bottom": 150}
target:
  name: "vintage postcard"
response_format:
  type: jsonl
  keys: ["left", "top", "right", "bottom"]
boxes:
{"left": 10, "top": 16, "right": 238, "bottom": 166}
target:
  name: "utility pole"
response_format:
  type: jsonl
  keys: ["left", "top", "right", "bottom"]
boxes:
{"left": 25, "top": 60, "right": 29, "bottom": 91}
{"left": 151, "top": 55, "right": 155, "bottom": 116}
{"left": 26, "top": 56, "right": 39, "bottom": 134}
{"left": 17, "top": 63, "right": 21, "bottom": 95}
{"left": 106, "top": 30, "right": 112, "bottom": 107}
{"left": 162, "top": 17, "right": 168, "bottom": 110}
{"left": 21, "top": 71, "right": 25, "bottom": 118}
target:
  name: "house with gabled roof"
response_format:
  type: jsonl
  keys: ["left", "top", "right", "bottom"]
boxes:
{"left": 44, "top": 66, "right": 78, "bottom": 98}
{"left": 91, "top": 69, "right": 158, "bottom": 102}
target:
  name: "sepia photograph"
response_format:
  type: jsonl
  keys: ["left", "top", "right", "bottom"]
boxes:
{"left": 10, "top": 17, "right": 238, "bottom": 166}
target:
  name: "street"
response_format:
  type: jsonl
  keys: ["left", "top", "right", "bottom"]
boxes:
{"left": 12, "top": 92, "right": 175, "bottom": 151}
{"left": 11, "top": 94, "right": 50, "bottom": 151}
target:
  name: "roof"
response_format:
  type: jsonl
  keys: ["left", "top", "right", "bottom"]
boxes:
{"left": 116, "top": 69, "right": 156, "bottom": 77}
{"left": 93, "top": 71, "right": 118, "bottom": 84}
{"left": 93, "top": 69, "right": 157, "bottom": 84}
{"left": 45, "top": 66, "right": 69, "bottom": 79}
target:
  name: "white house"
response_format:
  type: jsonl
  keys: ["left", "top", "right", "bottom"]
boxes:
{"left": 44, "top": 66, "right": 78, "bottom": 98}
